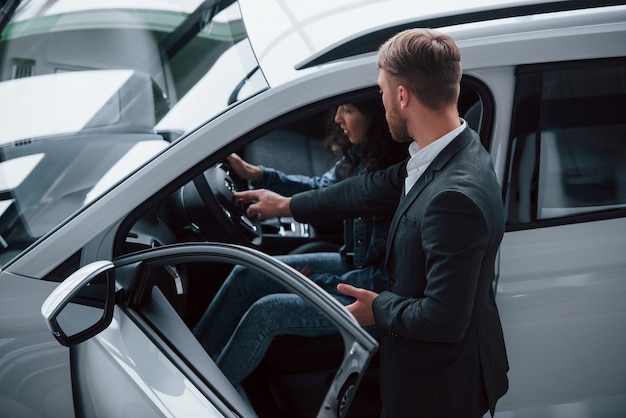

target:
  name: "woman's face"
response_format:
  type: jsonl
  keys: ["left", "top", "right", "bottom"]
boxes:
{"left": 334, "top": 104, "right": 368, "bottom": 144}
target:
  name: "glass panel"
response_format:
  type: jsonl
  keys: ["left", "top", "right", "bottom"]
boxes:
{"left": 537, "top": 64, "right": 626, "bottom": 219}
{"left": 506, "top": 60, "right": 626, "bottom": 225}
{"left": 0, "top": 0, "right": 268, "bottom": 265}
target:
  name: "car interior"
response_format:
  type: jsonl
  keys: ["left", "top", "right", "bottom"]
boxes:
{"left": 115, "top": 101, "right": 364, "bottom": 418}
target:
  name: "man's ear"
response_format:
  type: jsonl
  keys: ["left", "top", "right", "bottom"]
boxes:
{"left": 398, "top": 85, "right": 409, "bottom": 110}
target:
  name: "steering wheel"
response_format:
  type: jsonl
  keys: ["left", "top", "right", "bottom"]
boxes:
{"left": 182, "top": 162, "right": 262, "bottom": 247}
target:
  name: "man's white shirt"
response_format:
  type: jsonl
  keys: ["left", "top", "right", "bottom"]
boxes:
{"left": 404, "top": 120, "right": 467, "bottom": 195}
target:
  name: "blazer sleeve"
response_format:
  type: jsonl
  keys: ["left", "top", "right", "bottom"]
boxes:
{"left": 290, "top": 159, "right": 407, "bottom": 224}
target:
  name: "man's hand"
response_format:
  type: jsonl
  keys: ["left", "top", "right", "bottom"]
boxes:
{"left": 337, "top": 283, "right": 378, "bottom": 326}
{"left": 235, "top": 189, "right": 292, "bottom": 220}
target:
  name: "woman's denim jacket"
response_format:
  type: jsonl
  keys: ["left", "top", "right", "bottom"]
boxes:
{"left": 251, "top": 148, "right": 392, "bottom": 282}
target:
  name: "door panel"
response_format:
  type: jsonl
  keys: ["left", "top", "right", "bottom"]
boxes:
{"left": 63, "top": 244, "right": 377, "bottom": 417}
{"left": 496, "top": 217, "right": 626, "bottom": 414}
{"left": 73, "top": 307, "right": 228, "bottom": 418}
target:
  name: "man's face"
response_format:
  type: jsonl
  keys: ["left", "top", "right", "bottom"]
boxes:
{"left": 378, "top": 70, "right": 411, "bottom": 143}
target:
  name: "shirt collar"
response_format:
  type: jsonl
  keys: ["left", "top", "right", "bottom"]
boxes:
{"left": 404, "top": 120, "right": 467, "bottom": 194}
{"left": 407, "top": 119, "right": 466, "bottom": 171}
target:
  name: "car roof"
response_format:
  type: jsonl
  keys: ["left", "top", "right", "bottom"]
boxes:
{"left": 238, "top": 0, "right": 625, "bottom": 86}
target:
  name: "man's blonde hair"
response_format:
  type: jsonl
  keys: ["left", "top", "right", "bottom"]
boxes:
{"left": 377, "top": 28, "right": 461, "bottom": 110}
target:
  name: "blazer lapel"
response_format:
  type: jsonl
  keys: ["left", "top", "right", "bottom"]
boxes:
{"left": 384, "top": 130, "right": 474, "bottom": 263}
{"left": 384, "top": 170, "right": 432, "bottom": 260}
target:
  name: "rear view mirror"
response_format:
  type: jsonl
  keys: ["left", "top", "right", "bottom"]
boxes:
{"left": 41, "top": 260, "right": 115, "bottom": 347}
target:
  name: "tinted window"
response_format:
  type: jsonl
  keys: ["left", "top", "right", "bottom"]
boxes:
{"left": 505, "top": 59, "right": 626, "bottom": 227}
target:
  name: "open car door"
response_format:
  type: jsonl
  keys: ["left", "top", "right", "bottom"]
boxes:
{"left": 42, "top": 243, "right": 378, "bottom": 417}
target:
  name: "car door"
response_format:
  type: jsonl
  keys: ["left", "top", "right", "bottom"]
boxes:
{"left": 495, "top": 58, "right": 626, "bottom": 415}
{"left": 42, "top": 243, "right": 378, "bottom": 418}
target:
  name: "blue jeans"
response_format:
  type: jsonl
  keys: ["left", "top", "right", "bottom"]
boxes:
{"left": 192, "top": 252, "right": 385, "bottom": 385}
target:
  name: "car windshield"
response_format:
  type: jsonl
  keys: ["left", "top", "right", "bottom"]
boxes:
{"left": 0, "top": 0, "right": 267, "bottom": 265}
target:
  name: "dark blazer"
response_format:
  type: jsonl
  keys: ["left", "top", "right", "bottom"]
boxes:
{"left": 291, "top": 127, "right": 509, "bottom": 418}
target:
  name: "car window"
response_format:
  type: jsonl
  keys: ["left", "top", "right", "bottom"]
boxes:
{"left": 0, "top": 0, "right": 268, "bottom": 266}
{"left": 505, "top": 58, "right": 626, "bottom": 227}
{"left": 114, "top": 83, "right": 489, "bottom": 261}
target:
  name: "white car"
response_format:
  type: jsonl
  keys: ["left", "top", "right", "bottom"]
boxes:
{"left": 1, "top": 0, "right": 625, "bottom": 417}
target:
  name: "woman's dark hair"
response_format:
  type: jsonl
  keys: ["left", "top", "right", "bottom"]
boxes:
{"left": 325, "top": 98, "right": 408, "bottom": 179}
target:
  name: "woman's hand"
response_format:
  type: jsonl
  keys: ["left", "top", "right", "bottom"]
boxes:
{"left": 226, "top": 153, "right": 263, "bottom": 183}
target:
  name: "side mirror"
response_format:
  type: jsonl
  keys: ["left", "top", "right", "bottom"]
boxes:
{"left": 41, "top": 260, "right": 115, "bottom": 347}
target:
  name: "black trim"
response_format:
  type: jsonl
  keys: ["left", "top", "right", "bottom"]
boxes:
{"left": 505, "top": 208, "right": 626, "bottom": 232}
{"left": 160, "top": 0, "right": 236, "bottom": 60}
{"left": 44, "top": 251, "right": 82, "bottom": 283}
{"left": 460, "top": 75, "right": 495, "bottom": 151}
{"left": 295, "top": 0, "right": 626, "bottom": 70}
{"left": 0, "top": 0, "right": 20, "bottom": 35}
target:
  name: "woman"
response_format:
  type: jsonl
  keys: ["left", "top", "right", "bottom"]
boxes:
{"left": 192, "top": 98, "right": 407, "bottom": 386}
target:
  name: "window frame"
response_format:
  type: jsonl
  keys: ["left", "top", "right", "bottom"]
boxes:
{"left": 504, "top": 57, "right": 626, "bottom": 232}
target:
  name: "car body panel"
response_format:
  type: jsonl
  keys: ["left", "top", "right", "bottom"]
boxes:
{"left": 75, "top": 309, "right": 231, "bottom": 418}
{"left": 0, "top": 272, "right": 74, "bottom": 417}
{"left": 497, "top": 217, "right": 626, "bottom": 413}
{"left": 239, "top": 0, "right": 626, "bottom": 86}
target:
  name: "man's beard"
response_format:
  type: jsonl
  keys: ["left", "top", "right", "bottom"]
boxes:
{"left": 386, "top": 105, "right": 411, "bottom": 143}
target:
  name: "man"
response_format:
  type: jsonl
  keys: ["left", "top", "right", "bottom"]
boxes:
{"left": 236, "top": 28, "right": 509, "bottom": 417}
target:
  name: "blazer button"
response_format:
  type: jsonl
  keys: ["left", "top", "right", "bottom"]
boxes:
{"left": 388, "top": 275, "right": 395, "bottom": 286}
